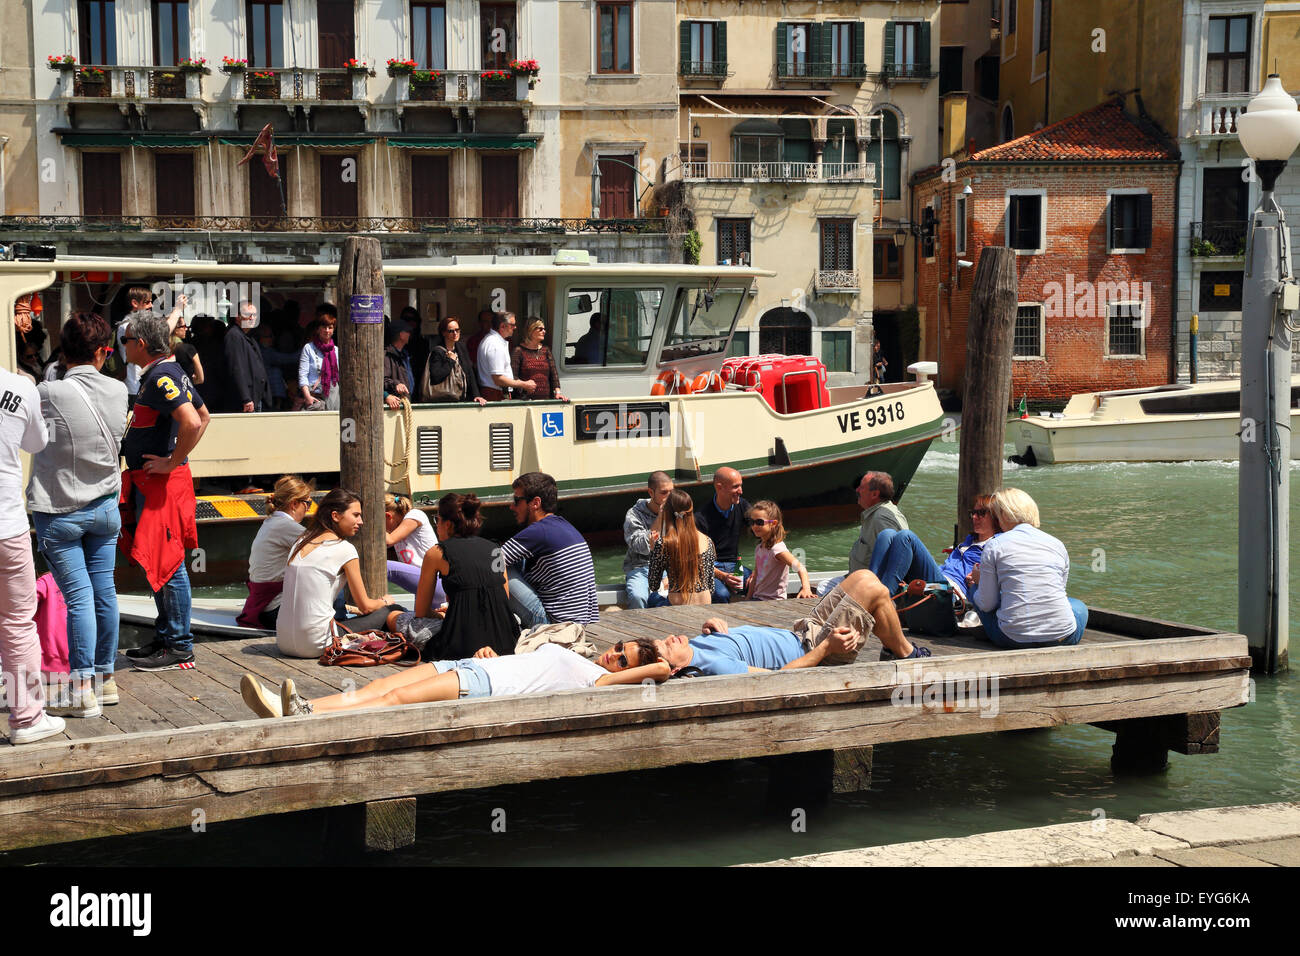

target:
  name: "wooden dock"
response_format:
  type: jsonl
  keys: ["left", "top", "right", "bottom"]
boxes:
{"left": 0, "top": 601, "right": 1252, "bottom": 852}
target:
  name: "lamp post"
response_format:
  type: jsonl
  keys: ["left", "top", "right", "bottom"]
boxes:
{"left": 1235, "top": 73, "right": 1300, "bottom": 673}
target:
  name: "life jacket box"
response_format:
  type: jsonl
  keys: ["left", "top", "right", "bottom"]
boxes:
{"left": 722, "top": 355, "right": 829, "bottom": 413}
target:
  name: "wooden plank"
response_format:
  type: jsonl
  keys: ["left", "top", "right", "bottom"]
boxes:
{"left": 0, "top": 632, "right": 1250, "bottom": 783}
{"left": 206, "top": 642, "right": 343, "bottom": 701}
{"left": 0, "top": 669, "right": 1248, "bottom": 851}
{"left": 0, "top": 649, "right": 1252, "bottom": 797}
{"left": 99, "top": 680, "right": 175, "bottom": 736}
{"left": 165, "top": 667, "right": 255, "bottom": 724}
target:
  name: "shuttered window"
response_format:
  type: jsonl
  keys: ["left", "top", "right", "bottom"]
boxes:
{"left": 883, "top": 20, "right": 931, "bottom": 78}
{"left": 716, "top": 219, "right": 750, "bottom": 265}
{"left": 828, "top": 22, "right": 864, "bottom": 78}
{"left": 320, "top": 154, "right": 359, "bottom": 222}
{"left": 481, "top": 154, "right": 519, "bottom": 219}
{"left": 1007, "top": 193, "right": 1043, "bottom": 252}
{"left": 1109, "top": 193, "right": 1152, "bottom": 251}
{"left": 819, "top": 219, "right": 853, "bottom": 271}
{"left": 155, "top": 153, "right": 195, "bottom": 220}
{"left": 249, "top": 153, "right": 288, "bottom": 219}
{"left": 679, "top": 20, "right": 727, "bottom": 76}
{"left": 81, "top": 152, "right": 123, "bottom": 217}
{"left": 411, "top": 154, "right": 450, "bottom": 219}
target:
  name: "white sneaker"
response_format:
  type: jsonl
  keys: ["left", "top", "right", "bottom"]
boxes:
{"left": 240, "top": 674, "right": 282, "bottom": 719}
{"left": 47, "top": 684, "right": 102, "bottom": 719}
{"left": 11, "top": 713, "right": 67, "bottom": 745}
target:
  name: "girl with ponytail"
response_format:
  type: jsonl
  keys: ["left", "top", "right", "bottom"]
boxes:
{"left": 237, "top": 476, "right": 314, "bottom": 629}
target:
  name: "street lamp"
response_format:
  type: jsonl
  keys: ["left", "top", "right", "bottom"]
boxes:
{"left": 1235, "top": 73, "right": 1300, "bottom": 673}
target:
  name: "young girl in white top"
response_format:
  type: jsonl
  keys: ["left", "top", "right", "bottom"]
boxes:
{"left": 237, "top": 475, "right": 313, "bottom": 629}
{"left": 746, "top": 500, "right": 813, "bottom": 601}
{"left": 275, "top": 488, "right": 406, "bottom": 658}
{"left": 384, "top": 493, "right": 444, "bottom": 602}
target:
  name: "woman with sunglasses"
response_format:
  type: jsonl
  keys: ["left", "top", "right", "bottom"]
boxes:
{"left": 237, "top": 475, "right": 315, "bottom": 629}
{"left": 868, "top": 492, "right": 998, "bottom": 601}
{"left": 26, "top": 312, "right": 129, "bottom": 718}
{"left": 421, "top": 315, "right": 487, "bottom": 404}
{"left": 510, "top": 316, "right": 567, "bottom": 402}
{"left": 241, "top": 636, "right": 669, "bottom": 718}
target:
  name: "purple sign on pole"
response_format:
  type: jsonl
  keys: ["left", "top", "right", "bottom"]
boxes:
{"left": 350, "top": 293, "right": 384, "bottom": 324}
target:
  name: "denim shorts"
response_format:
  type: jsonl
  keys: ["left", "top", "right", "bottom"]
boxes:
{"left": 432, "top": 658, "right": 493, "bottom": 698}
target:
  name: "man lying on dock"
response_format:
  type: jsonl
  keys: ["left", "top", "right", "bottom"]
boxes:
{"left": 608, "top": 569, "right": 932, "bottom": 677}
{"left": 240, "top": 639, "right": 670, "bottom": 718}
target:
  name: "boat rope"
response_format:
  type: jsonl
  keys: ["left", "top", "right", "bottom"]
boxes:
{"left": 384, "top": 396, "right": 414, "bottom": 485}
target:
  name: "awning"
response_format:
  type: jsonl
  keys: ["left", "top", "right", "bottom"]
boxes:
{"left": 389, "top": 135, "right": 540, "bottom": 150}
{"left": 731, "top": 118, "right": 785, "bottom": 136}
{"left": 216, "top": 135, "right": 373, "bottom": 147}
{"left": 57, "top": 132, "right": 208, "bottom": 147}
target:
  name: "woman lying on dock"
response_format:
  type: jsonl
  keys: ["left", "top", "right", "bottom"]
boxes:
{"left": 240, "top": 639, "right": 669, "bottom": 717}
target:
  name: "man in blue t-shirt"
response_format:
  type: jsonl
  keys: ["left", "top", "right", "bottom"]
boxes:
{"left": 501, "top": 471, "right": 599, "bottom": 626}
{"left": 613, "top": 570, "right": 932, "bottom": 675}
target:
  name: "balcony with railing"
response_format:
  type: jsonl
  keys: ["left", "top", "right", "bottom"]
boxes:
{"left": 679, "top": 60, "right": 728, "bottom": 80}
{"left": 682, "top": 160, "right": 874, "bottom": 184}
{"left": 877, "top": 63, "right": 935, "bottom": 82}
{"left": 776, "top": 61, "right": 867, "bottom": 81}
{"left": 1194, "top": 94, "right": 1252, "bottom": 137}
{"left": 57, "top": 65, "right": 205, "bottom": 101}
{"left": 815, "top": 269, "right": 859, "bottom": 293}
{"left": 0, "top": 214, "right": 667, "bottom": 235}
{"left": 394, "top": 71, "right": 530, "bottom": 105}
{"left": 232, "top": 68, "right": 369, "bottom": 103}
{"left": 1190, "top": 220, "right": 1248, "bottom": 258}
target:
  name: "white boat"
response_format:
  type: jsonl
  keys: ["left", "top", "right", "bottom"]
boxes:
{"left": 1008, "top": 377, "right": 1300, "bottom": 464}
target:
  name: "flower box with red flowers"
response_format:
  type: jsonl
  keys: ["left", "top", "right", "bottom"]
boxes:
{"left": 386, "top": 58, "right": 417, "bottom": 76}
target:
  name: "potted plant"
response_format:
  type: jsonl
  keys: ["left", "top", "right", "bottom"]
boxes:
{"left": 481, "top": 69, "right": 514, "bottom": 100}
{"left": 386, "top": 57, "right": 417, "bottom": 77}
{"left": 249, "top": 69, "right": 279, "bottom": 99}
{"left": 76, "top": 65, "right": 108, "bottom": 96}
{"left": 178, "top": 57, "right": 209, "bottom": 74}
{"left": 410, "top": 69, "right": 444, "bottom": 101}
{"left": 221, "top": 56, "right": 248, "bottom": 74}
{"left": 509, "top": 58, "right": 540, "bottom": 90}
{"left": 47, "top": 54, "right": 77, "bottom": 70}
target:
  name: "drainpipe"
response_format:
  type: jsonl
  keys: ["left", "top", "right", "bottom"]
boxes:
{"left": 1172, "top": 159, "right": 1181, "bottom": 383}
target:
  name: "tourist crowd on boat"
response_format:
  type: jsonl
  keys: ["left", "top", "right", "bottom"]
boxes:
{"left": 4, "top": 289, "right": 1086, "bottom": 742}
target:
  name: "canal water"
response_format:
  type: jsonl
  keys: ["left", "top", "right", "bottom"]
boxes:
{"left": 6, "top": 442, "right": 1297, "bottom": 866}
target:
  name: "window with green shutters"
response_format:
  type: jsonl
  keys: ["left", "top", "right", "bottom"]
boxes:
{"left": 776, "top": 21, "right": 865, "bottom": 79}
{"left": 679, "top": 21, "right": 727, "bottom": 77}
{"left": 863, "top": 109, "right": 900, "bottom": 200}
{"left": 882, "top": 20, "right": 931, "bottom": 79}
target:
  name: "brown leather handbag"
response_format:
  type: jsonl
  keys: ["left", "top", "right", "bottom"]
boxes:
{"left": 318, "top": 629, "right": 422, "bottom": 667}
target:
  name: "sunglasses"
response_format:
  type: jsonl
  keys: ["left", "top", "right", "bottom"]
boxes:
{"left": 749, "top": 518, "right": 774, "bottom": 526}
{"left": 446, "top": 327, "right": 460, "bottom": 333}
{"left": 611, "top": 641, "right": 632, "bottom": 669}
{"left": 970, "top": 508, "right": 990, "bottom": 517}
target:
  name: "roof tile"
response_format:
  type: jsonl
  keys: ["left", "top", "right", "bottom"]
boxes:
{"left": 971, "top": 99, "right": 1179, "bottom": 162}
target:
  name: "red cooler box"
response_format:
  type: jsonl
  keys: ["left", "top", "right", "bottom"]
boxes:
{"left": 723, "top": 355, "right": 829, "bottom": 413}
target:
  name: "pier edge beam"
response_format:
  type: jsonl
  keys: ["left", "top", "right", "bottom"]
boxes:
{"left": 1096, "top": 712, "right": 1221, "bottom": 774}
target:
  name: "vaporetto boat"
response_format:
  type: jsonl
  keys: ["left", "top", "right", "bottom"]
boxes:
{"left": 1008, "top": 377, "right": 1300, "bottom": 464}
{"left": 3, "top": 252, "right": 945, "bottom": 583}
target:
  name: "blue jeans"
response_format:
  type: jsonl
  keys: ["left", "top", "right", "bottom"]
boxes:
{"left": 977, "top": 598, "right": 1088, "bottom": 649}
{"left": 624, "top": 566, "right": 650, "bottom": 609}
{"left": 870, "top": 529, "right": 945, "bottom": 595}
{"left": 33, "top": 494, "right": 121, "bottom": 681}
{"left": 506, "top": 567, "right": 549, "bottom": 629}
{"left": 153, "top": 563, "right": 194, "bottom": 655}
{"left": 712, "top": 561, "right": 747, "bottom": 604}
{"left": 433, "top": 658, "right": 493, "bottom": 698}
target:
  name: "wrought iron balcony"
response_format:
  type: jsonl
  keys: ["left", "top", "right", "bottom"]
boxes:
{"left": 57, "top": 64, "right": 205, "bottom": 100}
{"left": 679, "top": 60, "right": 728, "bottom": 78}
{"left": 0, "top": 214, "right": 667, "bottom": 235}
{"left": 878, "top": 63, "right": 935, "bottom": 81}
{"left": 776, "top": 61, "right": 867, "bottom": 80}
{"left": 815, "top": 269, "right": 859, "bottom": 293}
{"left": 395, "top": 71, "right": 529, "bottom": 105}
{"left": 234, "top": 68, "right": 368, "bottom": 102}
{"left": 682, "top": 160, "right": 874, "bottom": 183}
{"left": 1190, "top": 220, "right": 1248, "bottom": 258}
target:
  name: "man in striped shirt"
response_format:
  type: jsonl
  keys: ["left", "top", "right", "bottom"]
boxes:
{"left": 501, "top": 472, "right": 599, "bottom": 627}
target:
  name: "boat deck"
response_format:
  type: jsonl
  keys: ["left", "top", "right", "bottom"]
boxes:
{"left": 0, "top": 602, "right": 1251, "bottom": 852}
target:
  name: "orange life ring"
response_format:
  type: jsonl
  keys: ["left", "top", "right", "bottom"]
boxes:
{"left": 691, "top": 370, "right": 724, "bottom": 394}
{"left": 652, "top": 369, "right": 688, "bottom": 395}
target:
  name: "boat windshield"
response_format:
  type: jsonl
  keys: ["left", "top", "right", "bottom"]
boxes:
{"left": 661, "top": 287, "right": 745, "bottom": 362}
{"left": 563, "top": 286, "right": 664, "bottom": 367}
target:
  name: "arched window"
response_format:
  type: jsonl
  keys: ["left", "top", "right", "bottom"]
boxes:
{"left": 863, "top": 110, "right": 900, "bottom": 200}
{"left": 1001, "top": 103, "right": 1014, "bottom": 142}
{"left": 759, "top": 307, "right": 812, "bottom": 356}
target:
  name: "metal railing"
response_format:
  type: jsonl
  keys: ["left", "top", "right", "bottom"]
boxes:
{"left": 61, "top": 64, "right": 204, "bottom": 99}
{"left": 682, "top": 160, "right": 874, "bottom": 183}
{"left": 878, "top": 63, "right": 935, "bottom": 81}
{"left": 776, "top": 61, "right": 867, "bottom": 80}
{"left": 0, "top": 214, "right": 668, "bottom": 235}
{"left": 238, "top": 68, "right": 367, "bottom": 101}
{"left": 815, "top": 269, "right": 859, "bottom": 292}
{"left": 1190, "top": 220, "right": 1248, "bottom": 257}
{"left": 395, "top": 71, "right": 527, "bottom": 104}
{"left": 679, "top": 60, "right": 728, "bottom": 77}
{"left": 1196, "top": 95, "right": 1252, "bottom": 136}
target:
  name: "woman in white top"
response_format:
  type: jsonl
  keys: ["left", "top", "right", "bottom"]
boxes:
{"left": 383, "top": 494, "right": 444, "bottom": 603}
{"left": 237, "top": 476, "right": 313, "bottom": 629}
{"left": 275, "top": 488, "right": 407, "bottom": 658}
{"left": 241, "top": 638, "right": 670, "bottom": 718}
{"left": 298, "top": 316, "right": 340, "bottom": 411}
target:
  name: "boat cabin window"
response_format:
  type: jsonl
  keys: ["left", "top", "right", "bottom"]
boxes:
{"left": 564, "top": 287, "right": 662, "bottom": 367}
{"left": 662, "top": 287, "right": 744, "bottom": 362}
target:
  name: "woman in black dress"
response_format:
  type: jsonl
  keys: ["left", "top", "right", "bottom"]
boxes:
{"left": 392, "top": 492, "right": 519, "bottom": 660}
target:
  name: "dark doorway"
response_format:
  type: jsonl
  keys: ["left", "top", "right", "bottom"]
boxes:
{"left": 481, "top": 154, "right": 519, "bottom": 218}
{"left": 320, "top": 154, "right": 359, "bottom": 226}
{"left": 872, "top": 311, "right": 903, "bottom": 383}
{"left": 81, "top": 152, "right": 122, "bottom": 217}
{"left": 758, "top": 307, "right": 812, "bottom": 356}
{"left": 411, "top": 154, "right": 450, "bottom": 219}
{"left": 155, "top": 153, "right": 195, "bottom": 223}
{"left": 939, "top": 46, "right": 963, "bottom": 94}
{"left": 597, "top": 154, "right": 636, "bottom": 218}
{"left": 317, "top": 0, "right": 354, "bottom": 66}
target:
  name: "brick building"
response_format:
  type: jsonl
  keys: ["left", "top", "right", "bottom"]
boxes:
{"left": 911, "top": 98, "right": 1181, "bottom": 400}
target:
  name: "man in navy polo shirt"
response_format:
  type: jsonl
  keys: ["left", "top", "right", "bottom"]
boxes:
{"left": 695, "top": 466, "right": 750, "bottom": 603}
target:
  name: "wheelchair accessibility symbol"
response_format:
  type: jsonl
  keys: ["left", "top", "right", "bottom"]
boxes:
{"left": 541, "top": 412, "right": 564, "bottom": 438}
